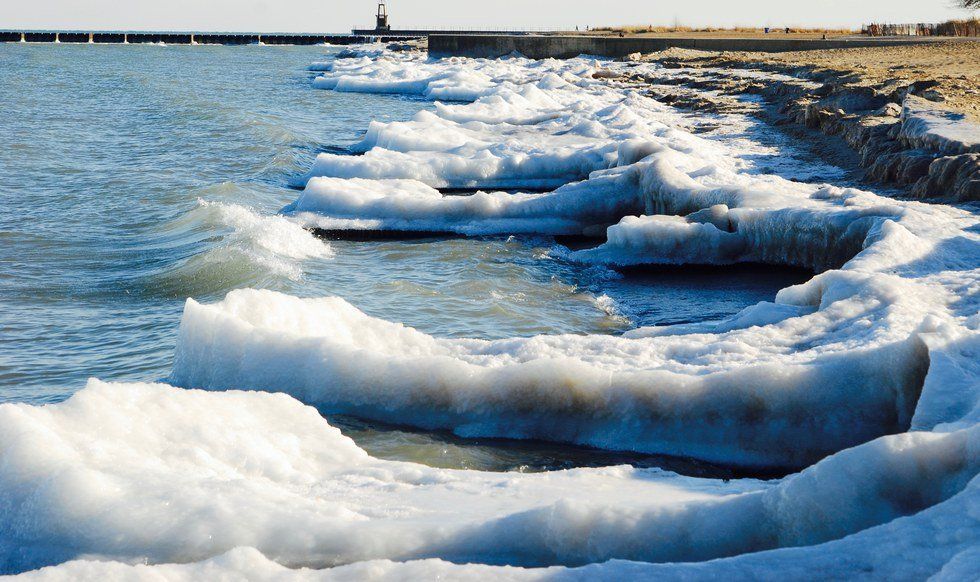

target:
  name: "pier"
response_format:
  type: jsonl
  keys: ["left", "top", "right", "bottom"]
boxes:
{"left": 351, "top": 29, "right": 534, "bottom": 36}
{"left": 0, "top": 31, "right": 420, "bottom": 45}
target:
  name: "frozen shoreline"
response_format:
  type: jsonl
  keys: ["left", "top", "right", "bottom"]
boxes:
{"left": 3, "top": 45, "right": 979, "bottom": 579}
{"left": 622, "top": 45, "right": 980, "bottom": 202}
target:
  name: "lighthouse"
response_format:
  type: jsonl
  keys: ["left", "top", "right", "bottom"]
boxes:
{"left": 376, "top": 2, "right": 391, "bottom": 32}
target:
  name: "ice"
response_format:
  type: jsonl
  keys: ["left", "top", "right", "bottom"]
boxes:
{"left": 285, "top": 172, "right": 641, "bottom": 236}
{"left": 297, "top": 54, "right": 887, "bottom": 242}
{"left": 901, "top": 95, "right": 980, "bottom": 155}
{"left": 2, "top": 381, "right": 976, "bottom": 576}
{"left": 170, "top": 47, "right": 980, "bottom": 576}
{"left": 171, "top": 284, "right": 931, "bottom": 469}
{"left": 303, "top": 99, "right": 681, "bottom": 191}
{"left": 304, "top": 54, "right": 709, "bottom": 195}
{"left": 310, "top": 51, "right": 597, "bottom": 103}
{"left": 180, "top": 49, "right": 980, "bottom": 475}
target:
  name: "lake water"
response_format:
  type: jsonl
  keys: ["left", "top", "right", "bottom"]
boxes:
{"left": 0, "top": 43, "right": 805, "bottom": 475}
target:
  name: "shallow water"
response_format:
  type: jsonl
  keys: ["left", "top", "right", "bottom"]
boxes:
{"left": 0, "top": 44, "right": 804, "bottom": 473}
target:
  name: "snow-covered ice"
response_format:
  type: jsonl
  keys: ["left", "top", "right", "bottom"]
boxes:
{"left": 2, "top": 381, "right": 977, "bottom": 578}
{"left": 171, "top": 282, "right": 932, "bottom": 469}
{"left": 901, "top": 95, "right": 980, "bottom": 155}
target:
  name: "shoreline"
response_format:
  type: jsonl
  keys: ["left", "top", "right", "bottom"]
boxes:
{"left": 427, "top": 33, "right": 977, "bottom": 58}
{"left": 607, "top": 43, "right": 980, "bottom": 201}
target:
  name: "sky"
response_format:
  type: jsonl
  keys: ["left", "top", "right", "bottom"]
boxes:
{"left": 3, "top": 0, "right": 974, "bottom": 33}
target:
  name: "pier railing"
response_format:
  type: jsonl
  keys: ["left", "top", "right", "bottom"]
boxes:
{"left": 0, "top": 31, "right": 421, "bottom": 45}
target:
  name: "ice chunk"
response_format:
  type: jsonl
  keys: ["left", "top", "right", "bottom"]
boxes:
{"left": 171, "top": 286, "right": 930, "bottom": 469}
{"left": 284, "top": 172, "right": 642, "bottom": 236}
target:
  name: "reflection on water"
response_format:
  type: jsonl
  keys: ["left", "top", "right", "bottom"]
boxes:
{"left": 332, "top": 414, "right": 785, "bottom": 479}
{"left": 0, "top": 44, "right": 807, "bottom": 474}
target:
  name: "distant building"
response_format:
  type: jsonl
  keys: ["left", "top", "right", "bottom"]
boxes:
{"left": 376, "top": 2, "right": 391, "bottom": 32}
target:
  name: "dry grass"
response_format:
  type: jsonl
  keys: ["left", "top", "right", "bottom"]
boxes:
{"left": 936, "top": 17, "right": 980, "bottom": 36}
{"left": 866, "top": 18, "right": 979, "bottom": 36}
{"left": 588, "top": 25, "right": 858, "bottom": 36}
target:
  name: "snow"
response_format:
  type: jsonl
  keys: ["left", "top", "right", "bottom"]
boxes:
{"left": 2, "top": 381, "right": 976, "bottom": 578}
{"left": 285, "top": 172, "right": 640, "bottom": 236}
{"left": 901, "top": 95, "right": 980, "bottom": 155}
{"left": 171, "top": 283, "right": 934, "bottom": 469}
{"left": 5, "top": 45, "right": 980, "bottom": 580}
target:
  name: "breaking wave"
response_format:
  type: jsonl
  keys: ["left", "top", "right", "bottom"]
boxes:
{"left": 148, "top": 200, "right": 333, "bottom": 295}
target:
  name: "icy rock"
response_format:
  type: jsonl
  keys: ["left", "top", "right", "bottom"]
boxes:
{"left": 875, "top": 102, "right": 903, "bottom": 118}
{"left": 687, "top": 204, "right": 733, "bottom": 232}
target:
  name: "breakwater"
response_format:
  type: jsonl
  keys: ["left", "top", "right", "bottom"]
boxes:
{"left": 351, "top": 29, "right": 533, "bottom": 36}
{"left": 0, "top": 31, "right": 418, "bottom": 45}
{"left": 428, "top": 34, "right": 947, "bottom": 58}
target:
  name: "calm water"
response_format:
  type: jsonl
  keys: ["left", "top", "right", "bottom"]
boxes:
{"left": 0, "top": 44, "right": 804, "bottom": 474}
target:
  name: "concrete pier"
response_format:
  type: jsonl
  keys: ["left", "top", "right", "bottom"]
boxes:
{"left": 352, "top": 28, "right": 532, "bottom": 36}
{"left": 0, "top": 31, "right": 420, "bottom": 46}
{"left": 429, "top": 34, "right": 950, "bottom": 59}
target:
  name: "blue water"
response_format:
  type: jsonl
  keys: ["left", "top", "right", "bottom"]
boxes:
{"left": 0, "top": 44, "right": 805, "bottom": 472}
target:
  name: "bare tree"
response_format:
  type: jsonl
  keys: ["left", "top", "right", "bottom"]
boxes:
{"left": 959, "top": 0, "right": 979, "bottom": 9}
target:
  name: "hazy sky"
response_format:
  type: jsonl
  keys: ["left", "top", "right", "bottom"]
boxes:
{"left": 4, "top": 0, "right": 975, "bottom": 33}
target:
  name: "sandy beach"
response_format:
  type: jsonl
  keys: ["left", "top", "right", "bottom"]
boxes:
{"left": 645, "top": 41, "right": 980, "bottom": 122}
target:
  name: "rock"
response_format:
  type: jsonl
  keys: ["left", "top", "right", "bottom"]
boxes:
{"left": 387, "top": 43, "right": 416, "bottom": 52}
{"left": 919, "top": 88, "right": 947, "bottom": 103}
{"left": 592, "top": 68, "right": 621, "bottom": 79}
{"left": 875, "top": 103, "right": 903, "bottom": 118}
{"left": 911, "top": 153, "right": 980, "bottom": 201}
